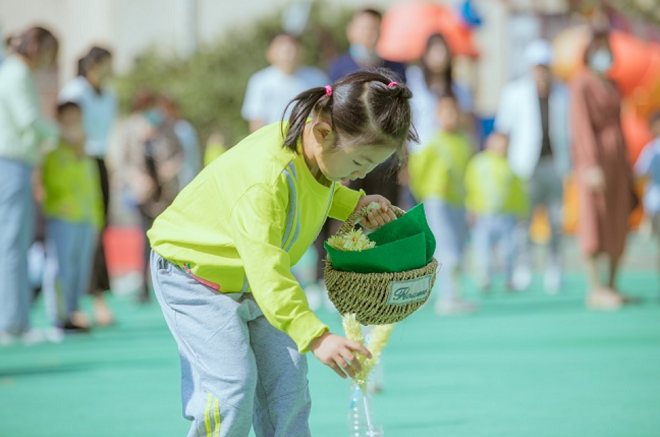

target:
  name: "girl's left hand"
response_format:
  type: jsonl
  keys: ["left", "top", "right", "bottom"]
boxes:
{"left": 356, "top": 195, "right": 397, "bottom": 229}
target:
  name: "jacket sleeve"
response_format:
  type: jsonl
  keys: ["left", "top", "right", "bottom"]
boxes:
{"left": 8, "top": 70, "right": 59, "bottom": 142}
{"left": 494, "top": 83, "right": 515, "bottom": 135}
{"left": 230, "top": 184, "right": 329, "bottom": 353}
{"left": 328, "top": 184, "right": 363, "bottom": 221}
{"left": 241, "top": 73, "right": 266, "bottom": 123}
{"left": 570, "top": 78, "right": 601, "bottom": 171}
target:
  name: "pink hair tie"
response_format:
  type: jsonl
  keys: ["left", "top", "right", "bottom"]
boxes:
{"left": 324, "top": 85, "right": 332, "bottom": 96}
{"left": 388, "top": 81, "right": 398, "bottom": 88}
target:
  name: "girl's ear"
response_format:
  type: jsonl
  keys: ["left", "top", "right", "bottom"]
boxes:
{"left": 312, "top": 119, "right": 335, "bottom": 148}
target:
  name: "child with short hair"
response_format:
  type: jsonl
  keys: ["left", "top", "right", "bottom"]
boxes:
{"left": 148, "top": 69, "right": 416, "bottom": 436}
{"left": 465, "top": 132, "right": 528, "bottom": 290}
{"left": 634, "top": 111, "right": 660, "bottom": 283}
{"left": 42, "top": 101, "right": 103, "bottom": 331}
{"left": 409, "top": 93, "right": 474, "bottom": 315}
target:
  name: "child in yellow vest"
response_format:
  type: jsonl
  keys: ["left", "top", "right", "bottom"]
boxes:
{"left": 148, "top": 70, "right": 417, "bottom": 436}
{"left": 409, "top": 94, "right": 474, "bottom": 315}
{"left": 42, "top": 102, "right": 103, "bottom": 331}
{"left": 465, "top": 132, "right": 528, "bottom": 290}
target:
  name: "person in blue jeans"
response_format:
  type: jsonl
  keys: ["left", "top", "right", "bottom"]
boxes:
{"left": 634, "top": 111, "right": 660, "bottom": 289}
{"left": 42, "top": 102, "right": 103, "bottom": 332}
{"left": 0, "top": 27, "right": 59, "bottom": 346}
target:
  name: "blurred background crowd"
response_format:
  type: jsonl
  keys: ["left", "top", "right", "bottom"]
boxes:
{"left": 2, "top": 0, "right": 660, "bottom": 344}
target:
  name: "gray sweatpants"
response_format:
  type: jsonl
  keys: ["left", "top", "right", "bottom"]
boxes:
{"left": 150, "top": 251, "right": 312, "bottom": 437}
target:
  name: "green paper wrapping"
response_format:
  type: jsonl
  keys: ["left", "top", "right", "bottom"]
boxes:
{"left": 324, "top": 233, "right": 426, "bottom": 273}
{"left": 325, "top": 203, "right": 436, "bottom": 273}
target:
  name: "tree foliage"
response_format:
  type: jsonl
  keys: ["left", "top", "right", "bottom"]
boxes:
{"left": 113, "top": 2, "right": 353, "bottom": 146}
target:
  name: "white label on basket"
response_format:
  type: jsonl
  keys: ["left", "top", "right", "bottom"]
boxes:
{"left": 387, "top": 275, "right": 433, "bottom": 306}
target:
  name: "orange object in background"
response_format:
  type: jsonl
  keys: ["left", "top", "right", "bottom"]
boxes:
{"left": 377, "top": 1, "right": 479, "bottom": 63}
{"left": 628, "top": 44, "right": 660, "bottom": 119}
{"left": 104, "top": 226, "right": 144, "bottom": 276}
{"left": 607, "top": 32, "right": 653, "bottom": 96}
{"left": 530, "top": 207, "right": 551, "bottom": 244}
{"left": 561, "top": 175, "right": 579, "bottom": 235}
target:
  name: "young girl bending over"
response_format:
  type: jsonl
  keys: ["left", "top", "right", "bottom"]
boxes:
{"left": 148, "top": 69, "right": 418, "bottom": 437}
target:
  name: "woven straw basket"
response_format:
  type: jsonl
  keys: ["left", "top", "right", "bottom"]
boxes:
{"left": 324, "top": 206, "right": 439, "bottom": 325}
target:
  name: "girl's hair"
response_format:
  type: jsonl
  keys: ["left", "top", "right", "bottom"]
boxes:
{"left": 582, "top": 28, "right": 611, "bottom": 66}
{"left": 80, "top": 46, "right": 112, "bottom": 77}
{"left": 282, "top": 68, "right": 418, "bottom": 156}
{"left": 421, "top": 33, "right": 453, "bottom": 95}
{"left": 353, "top": 8, "right": 383, "bottom": 21}
{"left": 56, "top": 101, "right": 81, "bottom": 116}
{"left": 12, "top": 26, "right": 58, "bottom": 61}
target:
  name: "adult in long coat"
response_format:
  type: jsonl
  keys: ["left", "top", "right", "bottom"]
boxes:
{"left": 570, "top": 30, "right": 636, "bottom": 310}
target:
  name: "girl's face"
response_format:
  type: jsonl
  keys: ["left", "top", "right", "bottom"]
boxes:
{"left": 88, "top": 57, "right": 113, "bottom": 86}
{"left": 316, "top": 138, "right": 396, "bottom": 182}
{"left": 424, "top": 41, "right": 449, "bottom": 73}
{"left": 59, "top": 107, "right": 85, "bottom": 147}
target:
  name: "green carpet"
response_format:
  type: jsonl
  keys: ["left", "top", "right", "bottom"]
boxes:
{"left": 1, "top": 269, "right": 659, "bottom": 436}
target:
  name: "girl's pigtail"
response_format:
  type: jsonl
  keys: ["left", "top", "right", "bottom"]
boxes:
{"left": 282, "top": 87, "right": 331, "bottom": 152}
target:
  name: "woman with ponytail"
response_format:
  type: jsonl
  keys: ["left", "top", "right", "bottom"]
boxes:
{"left": 146, "top": 69, "right": 417, "bottom": 436}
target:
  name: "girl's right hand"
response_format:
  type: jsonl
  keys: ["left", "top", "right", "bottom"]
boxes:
{"left": 309, "top": 332, "right": 372, "bottom": 379}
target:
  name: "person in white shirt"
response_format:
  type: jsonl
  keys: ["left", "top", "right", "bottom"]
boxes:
{"left": 241, "top": 32, "right": 329, "bottom": 132}
{"left": 495, "top": 39, "right": 571, "bottom": 293}
{"left": 0, "top": 26, "right": 60, "bottom": 345}
{"left": 59, "top": 46, "right": 117, "bottom": 325}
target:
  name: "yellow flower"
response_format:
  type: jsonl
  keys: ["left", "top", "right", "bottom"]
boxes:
{"left": 342, "top": 313, "right": 395, "bottom": 391}
{"left": 327, "top": 229, "right": 376, "bottom": 252}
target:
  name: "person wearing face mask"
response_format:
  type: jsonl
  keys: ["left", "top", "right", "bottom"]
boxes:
{"left": 328, "top": 8, "right": 406, "bottom": 83}
{"left": 495, "top": 39, "right": 571, "bottom": 294}
{"left": 41, "top": 102, "right": 103, "bottom": 333}
{"left": 570, "top": 29, "right": 636, "bottom": 311}
{"left": 121, "top": 90, "right": 183, "bottom": 303}
{"left": 59, "top": 46, "right": 117, "bottom": 325}
{"left": 0, "top": 26, "right": 60, "bottom": 346}
{"left": 242, "top": 33, "right": 328, "bottom": 133}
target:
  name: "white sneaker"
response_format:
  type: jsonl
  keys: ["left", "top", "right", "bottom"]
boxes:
{"left": 0, "top": 331, "right": 16, "bottom": 347}
{"left": 544, "top": 264, "right": 562, "bottom": 294}
{"left": 434, "top": 298, "right": 477, "bottom": 316}
{"left": 44, "top": 327, "right": 65, "bottom": 343}
{"left": 19, "top": 328, "right": 48, "bottom": 346}
{"left": 512, "top": 265, "right": 533, "bottom": 291}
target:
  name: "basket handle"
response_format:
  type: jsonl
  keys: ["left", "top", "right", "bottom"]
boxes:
{"left": 337, "top": 203, "right": 406, "bottom": 235}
